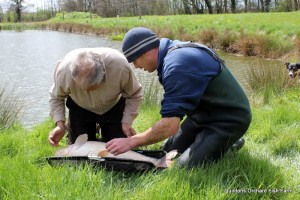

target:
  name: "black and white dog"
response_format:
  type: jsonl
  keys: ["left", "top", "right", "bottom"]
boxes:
{"left": 285, "top": 62, "right": 300, "bottom": 79}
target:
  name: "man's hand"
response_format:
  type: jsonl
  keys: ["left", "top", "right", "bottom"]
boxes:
{"left": 105, "top": 137, "right": 133, "bottom": 156}
{"left": 48, "top": 121, "right": 66, "bottom": 147}
{"left": 106, "top": 117, "right": 181, "bottom": 156}
{"left": 122, "top": 122, "right": 136, "bottom": 137}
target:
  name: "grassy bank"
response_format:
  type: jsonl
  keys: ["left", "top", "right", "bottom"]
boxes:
{"left": 0, "top": 11, "right": 299, "bottom": 199}
{"left": 1, "top": 12, "right": 300, "bottom": 60}
{"left": 0, "top": 85, "right": 299, "bottom": 199}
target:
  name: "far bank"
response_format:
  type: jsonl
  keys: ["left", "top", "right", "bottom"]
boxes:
{"left": 1, "top": 12, "right": 300, "bottom": 61}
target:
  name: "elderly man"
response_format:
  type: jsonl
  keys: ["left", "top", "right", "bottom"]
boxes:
{"left": 48, "top": 47, "right": 142, "bottom": 146}
{"left": 106, "top": 27, "right": 252, "bottom": 168}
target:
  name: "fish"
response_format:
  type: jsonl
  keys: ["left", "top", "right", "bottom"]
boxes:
{"left": 55, "top": 134, "right": 178, "bottom": 168}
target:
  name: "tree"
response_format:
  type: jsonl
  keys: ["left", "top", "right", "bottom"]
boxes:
{"left": 243, "top": 0, "right": 248, "bottom": 12}
{"left": 224, "top": 0, "right": 229, "bottom": 13}
{"left": 11, "top": 0, "right": 25, "bottom": 22}
{"left": 204, "top": 0, "right": 213, "bottom": 13}
{"left": 0, "top": 4, "right": 3, "bottom": 22}
{"left": 294, "top": 0, "right": 300, "bottom": 9}
{"left": 182, "top": 0, "right": 192, "bottom": 14}
{"left": 191, "top": 0, "right": 205, "bottom": 14}
{"left": 231, "top": 0, "right": 237, "bottom": 13}
{"left": 265, "top": 0, "right": 272, "bottom": 12}
{"left": 2, "top": 0, "right": 297, "bottom": 21}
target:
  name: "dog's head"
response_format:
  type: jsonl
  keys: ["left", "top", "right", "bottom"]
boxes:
{"left": 285, "top": 62, "right": 300, "bottom": 78}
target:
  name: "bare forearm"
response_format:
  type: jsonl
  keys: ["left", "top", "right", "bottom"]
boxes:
{"left": 131, "top": 117, "right": 180, "bottom": 147}
{"left": 105, "top": 117, "right": 181, "bottom": 156}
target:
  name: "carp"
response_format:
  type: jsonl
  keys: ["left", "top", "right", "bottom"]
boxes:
{"left": 55, "top": 134, "right": 177, "bottom": 168}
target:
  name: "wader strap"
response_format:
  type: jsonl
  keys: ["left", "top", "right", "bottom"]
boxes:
{"left": 167, "top": 42, "right": 225, "bottom": 69}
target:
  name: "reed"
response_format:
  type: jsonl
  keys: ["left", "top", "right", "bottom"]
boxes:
{"left": 141, "top": 76, "right": 162, "bottom": 107}
{"left": 217, "top": 29, "right": 238, "bottom": 52}
{"left": 0, "top": 84, "right": 24, "bottom": 129}
{"left": 245, "top": 60, "right": 293, "bottom": 104}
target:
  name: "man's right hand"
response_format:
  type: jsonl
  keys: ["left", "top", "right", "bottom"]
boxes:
{"left": 48, "top": 121, "right": 66, "bottom": 147}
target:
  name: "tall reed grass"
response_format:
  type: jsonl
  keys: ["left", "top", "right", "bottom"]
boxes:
{"left": 0, "top": 84, "right": 24, "bottom": 129}
{"left": 134, "top": 69, "right": 163, "bottom": 107}
{"left": 245, "top": 60, "right": 295, "bottom": 105}
{"left": 141, "top": 76, "right": 163, "bottom": 107}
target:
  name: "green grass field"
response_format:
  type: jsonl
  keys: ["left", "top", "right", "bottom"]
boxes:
{"left": 0, "top": 86, "right": 299, "bottom": 199}
{"left": 48, "top": 11, "right": 300, "bottom": 59}
{"left": 0, "top": 11, "right": 299, "bottom": 199}
{"left": 46, "top": 11, "right": 300, "bottom": 38}
{"left": 1, "top": 11, "right": 300, "bottom": 59}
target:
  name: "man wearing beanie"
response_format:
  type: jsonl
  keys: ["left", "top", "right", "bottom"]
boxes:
{"left": 106, "top": 27, "right": 252, "bottom": 168}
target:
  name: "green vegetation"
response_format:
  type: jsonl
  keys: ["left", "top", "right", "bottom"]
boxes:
{"left": 0, "top": 11, "right": 299, "bottom": 199}
{"left": 0, "top": 84, "right": 24, "bottom": 130}
{"left": 46, "top": 11, "right": 300, "bottom": 59}
{"left": 0, "top": 62, "right": 299, "bottom": 199}
{"left": 46, "top": 12, "right": 300, "bottom": 38}
{"left": 245, "top": 60, "right": 293, "bottom": 104}
{"left": 1, "top": 11, "right": 300, "bottom": 59}
{"left": 0, "top": 85, "right": 299, "bottom": 199}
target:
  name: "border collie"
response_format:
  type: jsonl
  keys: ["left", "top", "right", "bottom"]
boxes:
{"left": 285, "top": 62, "right": 300, "bottom": 79}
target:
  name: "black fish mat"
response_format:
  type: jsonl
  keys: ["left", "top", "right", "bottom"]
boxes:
{"left": 46, "top": 150, "right": 168, "bottom": 172}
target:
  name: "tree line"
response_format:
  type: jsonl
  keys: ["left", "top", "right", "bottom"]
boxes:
{"left": 0, "top": 0, "right": 299, "bottom": 22}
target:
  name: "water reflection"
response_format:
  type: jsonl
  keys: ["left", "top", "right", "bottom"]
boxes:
{"left": 0, "top": 30, "right": 283, "bottom": 128}
{"left": 0, "top": 30, "right": 122, "bottom": 128}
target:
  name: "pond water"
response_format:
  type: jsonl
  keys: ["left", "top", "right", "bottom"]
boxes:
{"left": 0, "top": 30, "right": 282, "bottom": 128}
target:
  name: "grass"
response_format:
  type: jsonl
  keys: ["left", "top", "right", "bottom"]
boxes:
{"left": 0, "top": 85, "right": 299, "bottom": 199}
{"left": 1, "top": 11, "right": 300, "bottom": 59}
{"left": 46, "top": 12, "right": 300, "bottom": 38}
{"left": 49, "top": 12, "right": 300, "bottom": 59}
{"left": 44, "top": 12, "right": 299, "bottom": 59}
{"left": 245, "top": 59, "right": 294, "bottom": 104}
{"left": 1, "top": 11, "right": 300, "bottom": 199}
{"left": 0, "top": 83, "right": 24, "bottom": 130}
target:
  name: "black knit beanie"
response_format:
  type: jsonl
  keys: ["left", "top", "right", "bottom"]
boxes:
{"left": 122, "top": 27, "right": 160, "bottom": 63}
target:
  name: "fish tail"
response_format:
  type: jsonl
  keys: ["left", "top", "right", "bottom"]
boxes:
{"left": 156, "top": 150, "right": 178, "bottom": 168}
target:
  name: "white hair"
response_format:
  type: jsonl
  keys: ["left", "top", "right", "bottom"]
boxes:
{"left": 70, "top": 51, "right": 105, "bottom": 89}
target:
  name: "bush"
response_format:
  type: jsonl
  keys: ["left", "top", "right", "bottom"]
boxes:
{"left": 199, "top": 29, "right": 218, "bottom": 48}
{"left": 218, "top": 29, "right": 238, "bottom": 52}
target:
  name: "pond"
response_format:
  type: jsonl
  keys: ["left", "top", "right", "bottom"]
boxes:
{"left": 0, "top": 30, "right": 283, "bottom": 128}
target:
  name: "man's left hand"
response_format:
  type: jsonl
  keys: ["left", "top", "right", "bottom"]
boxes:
{"left": 122, "top": 122, "right": 136, "bottom": 137}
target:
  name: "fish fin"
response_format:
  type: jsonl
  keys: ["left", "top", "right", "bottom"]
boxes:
{"left": 88, "top": 152, "right": 97, "bottom": 157}
{"left": 98, "top": 150, "right": 109, "bottom": 157}
{"left": 54, "top": 134, "right": 88, "bottom": 156}
{"left": 73, "top": 134, "right": 88, "bottom": 150}
{"left": 156, "top": 150, "right": 178, "bottom": 168}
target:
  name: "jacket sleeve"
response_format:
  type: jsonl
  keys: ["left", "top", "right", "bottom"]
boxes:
{"left": 160, "top": 47, "right": 221, "bottom": 119}
{"left": 121, "top": 66, "right": 143, "bottom": 125}
{"left": 49, "top": 60, "right": 70, "bottom": 124}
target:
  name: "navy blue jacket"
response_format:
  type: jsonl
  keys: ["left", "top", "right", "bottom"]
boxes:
{"left": 157, "top": 38, "right": 251, "bottom": 133}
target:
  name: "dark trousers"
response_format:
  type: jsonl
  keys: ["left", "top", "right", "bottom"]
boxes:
{"left": 163, "top": 117, "right": 244, "bottom": 168}
{"left": 66, "top": 96, "right": 127, "bottom": 144}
